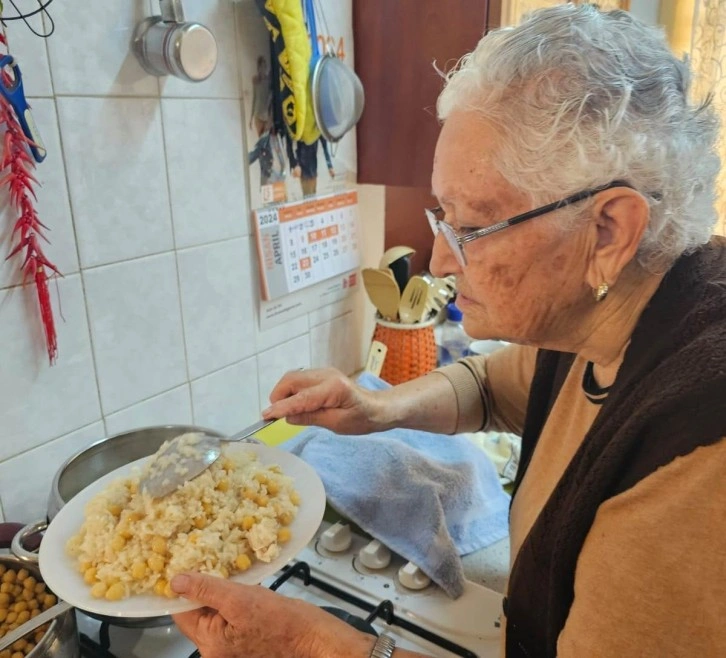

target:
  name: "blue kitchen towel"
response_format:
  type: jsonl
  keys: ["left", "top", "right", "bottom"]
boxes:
{"left": 282, "top": 372, "right": 510, "bottom": 599}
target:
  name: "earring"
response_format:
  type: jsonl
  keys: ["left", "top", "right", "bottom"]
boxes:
{"left": 594, "top": 282, "right": 609, "bottom": 302}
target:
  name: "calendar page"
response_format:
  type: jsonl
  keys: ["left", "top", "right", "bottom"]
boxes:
{"left": 253, "top": 191, "right": 360, "bottom": 301}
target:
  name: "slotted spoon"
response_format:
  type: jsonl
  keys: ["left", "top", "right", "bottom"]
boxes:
{"left": 398, "top": 275, "right": 431, "bottom": 323}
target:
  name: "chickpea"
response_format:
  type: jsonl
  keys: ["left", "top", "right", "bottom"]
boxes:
{"left": 151, "top": 536, "right": 167, "bottom": 555}
{"left": 21, "top": 590, "right": 33, "bottom": 602}
{"left": 241, "top": 516, "right": 255, "bottom": 531}
{"left": 243, "top": 488, "right": 256, "bottom": 500}
{"left": 266, "top": 480, "right": 280, "bottom": 495}
{"left": 24, "top": 645, "right": 35, "bottom": 654}
{"left": 12, "top": 601, "right": 27, "bottom": 613}
{"left": 147, "top": 554, "right": 164, "bottom": 573}
{"left": 235, "top": 554, "right": 252, "bottom": 571}
{"left": 254, "top": 473, "right": 268, "bottom": 485}
{"left": 105, "top": 583, "right": 125, "bottom": 602}
{"left": 108, "top": 504, "right": 122, "bottom": 517}
{"left": 16, "top": 611, "right": 29, "bottom": 625}
{"left": 22, "top": 576, "right": 36, "bottom": 591}
{"left": 10, "top": 640, "right": 26, "bottom": 652}
{"left": 110, "top": 535, "right": 126, "bottom": 552}
{"left": 33, "top": 583, "right": 45, "bottom": 595}
{"left": 216, "top": 479, "right": 229, "bottom": 492}
{"left": 163, "top": 581, "right": 176, "bottom": 598}
{"left": 0, "top": 610, "right": 6, "bottom": 623}
{"left": 90, "top": 582, "right": 107, "bottom": 599}
{"left": 131, "top": 561, "right": 147, "bottom": 581}
{"left": 0, "top": 584, "right": 10, "bottom": 594}
{"left": 0, "top": 565, "right": 5, "bottom": 576}
{"left": 83, "top": 567, "right": 97, "bottom": 585}
{"left": 290, "top": 490, "right": 301, "bottom": 505}
{"left": 1, "top": 572, "right": 14, "bottom": 584}
{"left": 0, "top": 650, "right": 9, "bottom": 658}
{"left": 15, "top": 570, "right": 28, "bottom": 583}
{"left": 0, "top": 592, "right": 8, "bottom": 605}
{"left": 42, "top": 593, "right": 57, "bottom": 609}
{"left": 193, "top": 517, "right": 207, "bottom": 530}
{"left": 153, "top": 579, "right": 168, "bottom": 597}
{"left": 30, "top": 609, "right": 40, "bottom": 619}
{"left": 277, "top": 528, "right": 292, "bottom": 544}
{"left": 27, "top": 599, "right": 38, "bottom": 610}
{"left": 278, "top": 511, "right": 294, "bottom": 526}
{"left": 5, "top": 612, "right": 17, "bottom": 625}
{"left": 10, "top": 651, "right": 22, "bottom": 658}
{"left": 255, "top": 494, "right": 269, "bottom": 508}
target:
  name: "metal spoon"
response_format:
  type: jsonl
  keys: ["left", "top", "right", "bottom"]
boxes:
{"left": 140, "top": 419, "right": 275, "bottom": 499}
{"left": 0, "top": 601, "right": 73, "bottom": 652}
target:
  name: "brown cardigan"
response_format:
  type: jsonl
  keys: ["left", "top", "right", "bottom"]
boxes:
{"left": 505, "top": 237, "right": 726, "bottom": 657}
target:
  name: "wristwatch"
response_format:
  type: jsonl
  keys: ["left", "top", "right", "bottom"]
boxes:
{"left": 370, "top": 633, "right": 396, "bottom": 657}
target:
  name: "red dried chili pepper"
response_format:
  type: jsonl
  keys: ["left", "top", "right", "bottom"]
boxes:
{"left": 0, "top": 56, "right": 60, "bottom": 364}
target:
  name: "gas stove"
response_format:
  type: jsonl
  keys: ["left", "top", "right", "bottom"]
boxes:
{"left": 75, "top": 521, "right": 504, "bottom": 657}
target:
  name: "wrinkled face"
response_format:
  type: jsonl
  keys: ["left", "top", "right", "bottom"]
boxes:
{"left": 430, "top": 111, "right": 595, "bottom": 346}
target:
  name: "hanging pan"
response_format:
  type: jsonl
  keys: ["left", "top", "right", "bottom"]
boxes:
{"left": 305, "top": 0, "right": 365, "bottom": 143}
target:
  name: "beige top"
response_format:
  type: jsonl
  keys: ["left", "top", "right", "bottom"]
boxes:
{"left": 438, "top": 344, "right": 726, "bottom": 656}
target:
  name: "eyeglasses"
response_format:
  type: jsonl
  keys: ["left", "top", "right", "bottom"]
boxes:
{"left": 425, "top": 180, "right": 631, "bottom": 267}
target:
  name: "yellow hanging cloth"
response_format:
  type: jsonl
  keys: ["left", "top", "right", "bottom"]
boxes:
{"left": 257, "top": 0, "right": 319, "bottom": 143}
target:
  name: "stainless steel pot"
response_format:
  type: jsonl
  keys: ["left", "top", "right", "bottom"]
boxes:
{"left": 45, "top": 424, "right": 225, "bottom": 629}
{"left": 0, "top": 524, "right": 80, "bottom": 657}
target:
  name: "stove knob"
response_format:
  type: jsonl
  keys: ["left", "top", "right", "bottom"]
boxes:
{"left": 319, "top": 522, "right": 352, "bottom": 552}
{"left": 359, "top": 539, "right": 391, "bottom": 570}
{"left": 398, "top": 562, "right": 431, "bottom": 590}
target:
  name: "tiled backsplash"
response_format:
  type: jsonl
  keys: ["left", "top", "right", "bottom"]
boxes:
{"left": 0, "top": 0, "right": 385, "bottom": 524}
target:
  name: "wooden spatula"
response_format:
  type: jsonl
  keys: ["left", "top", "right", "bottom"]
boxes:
{"left": 362, "top": 268, "right": 400, "bottom": 321}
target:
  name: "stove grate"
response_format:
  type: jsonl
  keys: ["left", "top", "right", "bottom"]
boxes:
{"left": 79, "top": 561, "right": 478, "bottom": 658}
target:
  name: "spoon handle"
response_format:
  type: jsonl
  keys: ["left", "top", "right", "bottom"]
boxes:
{"left": 228, "top": 419, "right": 276, "bottom": 442}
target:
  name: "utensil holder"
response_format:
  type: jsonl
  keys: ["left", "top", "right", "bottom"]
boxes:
{"left": 371, "top": 317, "right": 437, "bottom": 385}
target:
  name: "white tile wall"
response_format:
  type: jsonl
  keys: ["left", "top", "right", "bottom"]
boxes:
{"left": 161, "top": 98, "right": 249, "bottom": 247}
{"left": 57, "top": 97, "right": 174, "bottom": 267}
{"left": 0, "top": 1, "right": 383, "bottom": 523}
{"left": 105, "top": 386, "right": 193, "bottom": 436}
{"left": 0, "top": 275, "right": 101, "bottom": 461}
{"left": 177, "top": 238, "right": 256, "bottom": 378}
{"left": 83, "top": 253, "right": 188, "bottom": 414}
{"left": 191, "top": 358, "right": 260, "bottom": 434}
{"left": 0, "top": 422, "right": 105, "bottom": 523}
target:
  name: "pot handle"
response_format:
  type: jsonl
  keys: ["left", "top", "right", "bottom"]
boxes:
{"left": 0, "top": 520, "right": 46, "bottom": 563}
{"left": 0, "top": 522, "right": 25, "bottom": 549}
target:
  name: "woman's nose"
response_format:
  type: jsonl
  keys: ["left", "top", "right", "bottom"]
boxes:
{"left": 429, "top": 233, "right": 462, "bottom": 278}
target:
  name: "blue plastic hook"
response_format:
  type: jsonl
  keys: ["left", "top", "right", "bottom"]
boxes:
{"left": 0, "top": 55, "right": 46, "bottom": 163}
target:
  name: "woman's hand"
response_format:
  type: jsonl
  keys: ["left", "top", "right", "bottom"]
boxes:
{"left": 171, "top": 573, "right": 373, "bottom": 658}
{"left": 261, "top": 368, "right": 385, "bottom": 434}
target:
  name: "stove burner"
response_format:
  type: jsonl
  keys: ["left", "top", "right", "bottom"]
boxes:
{"left": 321, "top": 606, "right": 378, "bottom": 637}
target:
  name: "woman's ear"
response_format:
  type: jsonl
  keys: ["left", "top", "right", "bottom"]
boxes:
{"left": 585, "top": 187, "right": 650, "bottom": 289}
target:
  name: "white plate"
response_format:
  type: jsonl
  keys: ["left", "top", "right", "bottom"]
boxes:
{"left": 39, "top": 443, "right": 326, "bottom": 618}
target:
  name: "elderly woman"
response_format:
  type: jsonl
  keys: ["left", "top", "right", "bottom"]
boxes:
{"left": 171, "top": 5, "right": 726, "bottom": 657}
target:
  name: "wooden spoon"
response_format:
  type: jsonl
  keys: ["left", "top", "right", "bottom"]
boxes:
{"left": 362, "top": 268, "right": 400, "bottom": 321}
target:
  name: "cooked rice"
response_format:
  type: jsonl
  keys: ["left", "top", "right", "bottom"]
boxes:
{"left": 66, "top": 440, "right": 300, "bottom": 601}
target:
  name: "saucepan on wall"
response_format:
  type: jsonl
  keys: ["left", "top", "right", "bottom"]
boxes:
{"left": 133, "top": 0, "right": 218, "bottom": 83}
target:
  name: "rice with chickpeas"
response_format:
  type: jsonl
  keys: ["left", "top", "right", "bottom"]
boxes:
{"left": 65, "top": 435, "right": 300, "bottom": 602}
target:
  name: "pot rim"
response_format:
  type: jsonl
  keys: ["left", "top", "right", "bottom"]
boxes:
{"left": 49, "top": 423, "right": 225, "bottom": 512}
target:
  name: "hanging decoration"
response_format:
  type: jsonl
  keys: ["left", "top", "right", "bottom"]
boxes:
{"left": 0, "top": 26, "right": 60, "bottom": 364}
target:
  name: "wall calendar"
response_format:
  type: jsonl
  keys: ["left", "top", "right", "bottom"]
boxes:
{"left": 253, "top": 190, "right": 360, "bottom": 301}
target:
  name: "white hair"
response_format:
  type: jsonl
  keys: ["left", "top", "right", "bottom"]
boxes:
{"left": 437, "top": 3, "right": 720, "bottom": 272}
